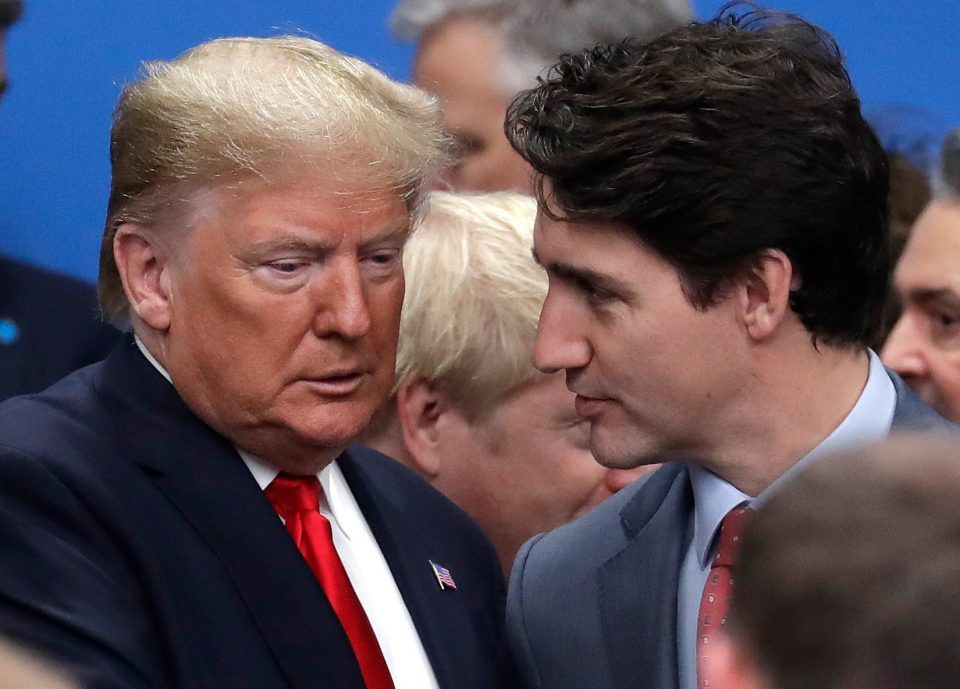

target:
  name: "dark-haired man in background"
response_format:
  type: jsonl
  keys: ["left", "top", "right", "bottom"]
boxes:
{"left": 502, "top": 7, "right": 952, "bottom": 689}
{"left": 882, "top": 130, "right": 960, "bottom": 421}
{"left": 0, "top": 0, "right": 118, "bottom": 401}
{"left": 0, "top": 0, "right": 19, "bottom": 97}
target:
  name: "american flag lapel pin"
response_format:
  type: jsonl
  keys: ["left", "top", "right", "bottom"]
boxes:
{"left": 429, "top": 560, "right": 458, "bottom": 591}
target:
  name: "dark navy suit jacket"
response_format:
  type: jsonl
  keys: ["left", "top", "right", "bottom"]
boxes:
{"left": 0, "top": 338, "right": 513, "bottom": 689}
{"left": 506, "top": 373, "right": 954, "bottom": 689}
{"left": 0, "top": 255, "right": 118, "bottom": 401}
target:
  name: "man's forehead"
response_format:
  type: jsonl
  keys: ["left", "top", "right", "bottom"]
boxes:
{"left": 894, "top": 203, "right": 960, "bottom": 302}
{"left": 533, "top": 207, "right": 639, "bottom": 248}
{"left": 165, "top": 176, "right": 412, "bottom": 246}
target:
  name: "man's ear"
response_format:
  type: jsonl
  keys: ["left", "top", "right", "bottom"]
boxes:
{"left": 737, "top": 249, "right": 795, "bottom": 341}
{"left": 395, "top": 379, "right": 458, "bottom": 479}
{"left": 113, "top": 223, "right": 174, "bottom": 332}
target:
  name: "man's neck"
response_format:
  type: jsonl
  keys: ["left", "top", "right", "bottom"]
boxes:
{"left": 133, "top": 327, "right": 343, "bottom": 476}
{"left": 699, "top": 340, "right": 870, "bottom": 496}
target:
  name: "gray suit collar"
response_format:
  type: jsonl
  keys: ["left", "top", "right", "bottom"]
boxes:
{"left": 600, "top": 463, "right": 693, "bottom": 689}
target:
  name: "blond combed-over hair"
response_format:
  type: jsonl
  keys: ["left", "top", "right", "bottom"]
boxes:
{"left": 99, "top": 35, "right": 452, "bottom": 322}
{"left": 396, "top": 191, "right": 544, "bottom": 416}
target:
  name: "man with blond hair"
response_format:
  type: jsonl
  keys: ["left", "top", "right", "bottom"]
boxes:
{"left": 0, "top": 36, "right": 513, "bottom": 689}
{"left": 364, "top": 191, "right": 650, "bottom": 573}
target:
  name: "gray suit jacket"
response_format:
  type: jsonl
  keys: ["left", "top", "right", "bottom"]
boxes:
{"left": 506, "top": 372, "right": 953, "bottom": 689}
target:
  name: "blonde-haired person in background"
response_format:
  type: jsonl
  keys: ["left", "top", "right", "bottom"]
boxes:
{"left": 0, "top": 36, "right": 514, "bottom": 689}
{"left": 363, "top": 191, "right": 653, "bottom": 573}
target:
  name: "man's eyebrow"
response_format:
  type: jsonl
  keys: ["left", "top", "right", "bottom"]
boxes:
{"left": 910, "top": 288, "right": 960, "bottom": 310}
{"left": 246, "top": 221, "right": 411, "bottom": 255}
{"left": 532, "top": 248, "right": 635, "bottom": 298}
{"left": 247, "top": 236, "right": 329, "bottom": 255}
{"left": 361, "top": 220, "right": 412, "bottom": 248}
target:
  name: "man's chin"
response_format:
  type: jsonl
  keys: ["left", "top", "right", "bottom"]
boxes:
{"left": 589, "top": 427, "right": 660, "bottom": 471}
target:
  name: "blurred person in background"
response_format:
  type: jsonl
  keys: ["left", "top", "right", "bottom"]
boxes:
{"left": 0, "top": 0, "right": 118, "bottom": 401}
{"left": 362, "top": 191, "right": 653, "bottom": 573}
{"left": 708, "top": 434, "right": 960, "bottom": 689}
{"left": 882, "top": 129, "right": 960, "bottom": 421}
{"left": 0, "top": 0, "right": 21, "bottom": 97}
{"left": 390, "top": 0, "right": 691, "bottom": 192}
{"left": 872, "top": 151, "right": 931, "bottom": 348}
{"left": 0, "top": 639, "right": 77, "bottom": 689}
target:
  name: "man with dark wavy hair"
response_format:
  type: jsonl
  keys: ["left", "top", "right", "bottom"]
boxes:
{"left": 502, "top": 6, "right": 952, "bottom": 689}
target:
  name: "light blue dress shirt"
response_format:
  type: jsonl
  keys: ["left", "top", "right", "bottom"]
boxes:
{"left": 676, "top": 350, "right": 896, "bottom": 689}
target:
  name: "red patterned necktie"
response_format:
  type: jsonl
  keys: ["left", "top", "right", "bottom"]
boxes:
{"left": 265, "top": 473, "right": 396, "bottom": 689}
{"left": 696, "top": 505, "right": 753, "bottom": 689}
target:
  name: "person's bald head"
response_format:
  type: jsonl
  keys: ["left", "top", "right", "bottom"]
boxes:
{"left": 716, "top": 433, "right": 960, "bottom": 689}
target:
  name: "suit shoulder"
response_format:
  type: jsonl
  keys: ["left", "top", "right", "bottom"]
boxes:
{"left": 0, "top": 365, "right": 114, "bottom": 465}
{"left": 0, "top": 257, "right": 120, "bottom": 398}
{"left": 517, "top": 463, "right": 686, "bottom": 577}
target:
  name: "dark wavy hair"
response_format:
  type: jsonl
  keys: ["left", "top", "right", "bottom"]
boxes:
{"left": 505, "top": 2, "right": 890, "bottom": 346}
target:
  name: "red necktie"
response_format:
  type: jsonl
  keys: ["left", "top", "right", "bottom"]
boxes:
{"left": 696, "top": 505, "right": 753, "bottom": 689}
{"left": 265, "top": 473, "right": 396, "bottom": 689}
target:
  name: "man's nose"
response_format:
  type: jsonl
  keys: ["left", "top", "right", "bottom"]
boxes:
{"left": 533, "top": 292, "right": 591, "bottom": 374}
{"left": 881, "top": 312, "right": 930, "bottom": 379}
{"left": 311, "top": 261, "right": 372, "bottom": 340}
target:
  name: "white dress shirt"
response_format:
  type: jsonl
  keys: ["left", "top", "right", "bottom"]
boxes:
{"left": 134, "top": 338, "right": 440, "bottom": 689}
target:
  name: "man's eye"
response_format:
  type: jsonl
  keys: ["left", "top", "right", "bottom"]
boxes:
{"left": 370, "top": 251, "right": 397, "bottom": 265}
{"left": 934, "top": 311, "right": 960, "bottom": 328}
{"left": 363, "top": 249, "right": 402, "bottom": 271}
{"left": 928, "top": 309, "right": 960, "bottom": 348}
{"left": 579, "top": 280, "right": 614, "bottom": 304}
{"left": 267, "top": 259, "right": 308, "bottom": 275}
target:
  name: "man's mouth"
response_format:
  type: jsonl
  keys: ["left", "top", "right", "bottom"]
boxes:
{"left": 301, "top": 371, "right": 365, "bottom": 396}
{"left": 574, "top": 394, "right": 607, "bottom": 417}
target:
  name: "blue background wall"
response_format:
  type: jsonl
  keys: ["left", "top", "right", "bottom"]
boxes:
{"left": 1, "top": 1, "right": 957, "bottom": 282}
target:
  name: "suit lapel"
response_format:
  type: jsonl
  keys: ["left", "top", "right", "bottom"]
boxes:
{"left": 100, "top": 340, "right": 366, "bottom": 689}
{"left": 599, "top": 464, "right": 694, "bottom": 689}
{"left": 338, "top": 449, "right": 477, "bottom": 689}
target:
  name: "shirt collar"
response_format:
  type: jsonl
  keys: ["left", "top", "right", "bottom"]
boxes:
{"left": 134, "top": 335, "right": 171, "bottom": 383}
{"left": 689, "top": 349, "right": 895, "bottom": 567}
{"left": 239, "top": 450, "right": 353, "bottom": 541}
